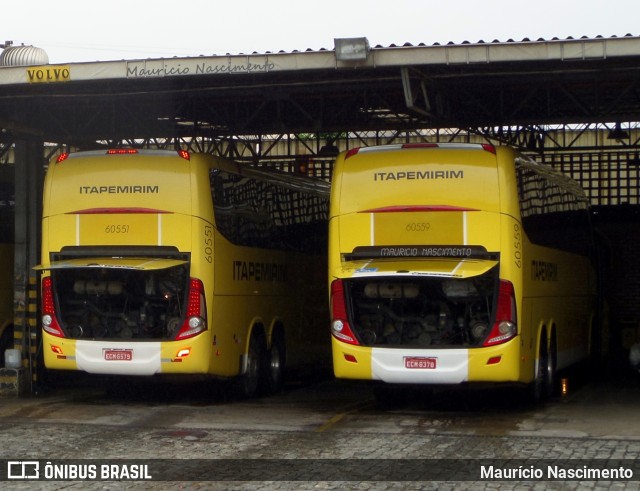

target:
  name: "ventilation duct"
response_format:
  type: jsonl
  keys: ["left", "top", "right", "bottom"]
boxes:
{"left": 0, "top": 44, "right": 49, "bottom": 67}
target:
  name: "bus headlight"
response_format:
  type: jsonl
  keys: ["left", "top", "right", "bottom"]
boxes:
{"left": 483, "top": 280, "right": 517, "bottom": 347}
{"left": 189, "top": 317, "right": 205, "bottom": 329}
{"left": 489, "top": 321, "right": 517, "bottom": 344}
{"left": 332, "top": 320, "right": 344, "bottom": 333}
{"left": 331, "top": 319, "right": 358, "bottom": 344}
{"left": 174, "top": 316, "right": 206, "bottom": 340}
{"left": 498, "top": 321, "right": 516, "bottom": 337}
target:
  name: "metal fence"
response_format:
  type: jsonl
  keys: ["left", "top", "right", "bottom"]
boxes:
{"left": 538, "top": 151, "right": 640, "bottom": 207}
{"left": 255, "top": 150, "right": 640, "bottom": 208}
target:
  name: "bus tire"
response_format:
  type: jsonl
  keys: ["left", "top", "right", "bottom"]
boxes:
{"left": 546, "top": 331, "right": 557, "bottom": 399}
{"left": 264, "top": 330, "right": 286, "bottom": 394}
{"left": 235, "top": 329, "right": 266, "bottom": 398}
{"left": 529, "top": 330, "right": 553, "bottom": 404}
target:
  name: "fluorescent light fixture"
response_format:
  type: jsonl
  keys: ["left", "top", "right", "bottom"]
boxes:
{"left": 334, "top": 37, "right": 370, "bottom": 61}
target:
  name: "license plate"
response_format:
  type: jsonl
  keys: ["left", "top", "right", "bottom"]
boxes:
{"left": 404, "top": 356, "right": 436, "bottom": 369}
{"left": 104, "top": 349, "right": 133, "bottom": 361}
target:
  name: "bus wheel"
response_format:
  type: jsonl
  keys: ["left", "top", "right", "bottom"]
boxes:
{"left": 529, "top": 333, "right": 553, "bottom": 404}
{"left": 264, "top": 332, "right": 286, "bottom": 394}
{"left": 235, "top": 330, "right": 266, "bottom": 398}
{"left": 545, "top": 334, "right": 557, "bottom": 399}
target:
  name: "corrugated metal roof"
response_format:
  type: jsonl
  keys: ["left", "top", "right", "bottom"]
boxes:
{"left": 376, "top": 33, "right": 637, "bottom": 47}
{"left": 0, "top": 34, "right": 639, "bottom": 141}
{"left": 0, "top": 34, "right": 638, "bottom": 87}
{"left": 209, "top": 33, "right": 639, "bottom": 57}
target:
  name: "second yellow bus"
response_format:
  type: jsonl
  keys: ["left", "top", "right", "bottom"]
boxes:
{"left": 328, "top": 143, "right": 598, "bottom": 401}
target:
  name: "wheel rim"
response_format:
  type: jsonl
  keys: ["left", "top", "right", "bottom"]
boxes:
{"left": 266, "top": 337, "right": 285, "bottom": 393}
{"left": 545, "top": 341, "right": 556, "bottom": 398}
{"left": 531, "top": 344, "right": 547, "bottom": 403}
{"left": 242, "top": 338, "right": 261, "bottom": 396}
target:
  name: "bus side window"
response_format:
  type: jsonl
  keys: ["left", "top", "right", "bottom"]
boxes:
{"left": 209, "top": 168, "right": 328, "bottom": 253}
{"left": 517, "top": 162, "right": 592, "bottom": 255}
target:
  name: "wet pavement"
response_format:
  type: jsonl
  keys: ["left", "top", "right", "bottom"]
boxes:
{"left": 0, "top": 365, "right": 639, "bottom": 490}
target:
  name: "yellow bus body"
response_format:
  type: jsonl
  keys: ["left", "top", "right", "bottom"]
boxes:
{"left": 329, "top": 144, "right": 596, "bottom": 392}
{"left": 37, "top": 150, "right": 329, "bottom": 390}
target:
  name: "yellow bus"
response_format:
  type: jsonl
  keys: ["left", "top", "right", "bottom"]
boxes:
{"left": 36, "top": 149, "right": 330, "bottom": 396}
{"left": 328, "top": 143, "right": 598, "bottom": 401}
{"left": 0, "top": 177, "right": 14, "bottom": 366}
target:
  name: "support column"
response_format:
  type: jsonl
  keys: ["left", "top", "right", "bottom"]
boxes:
{"left": 11, "top": 138, "right": 43, "bottom": 395}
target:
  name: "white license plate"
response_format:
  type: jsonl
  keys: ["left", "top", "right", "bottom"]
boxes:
{"left": 104, "top": 349, "right": 133, "bottom": 361}
{"left": 404, "top": 356, "right": 436, "bottom": 369}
